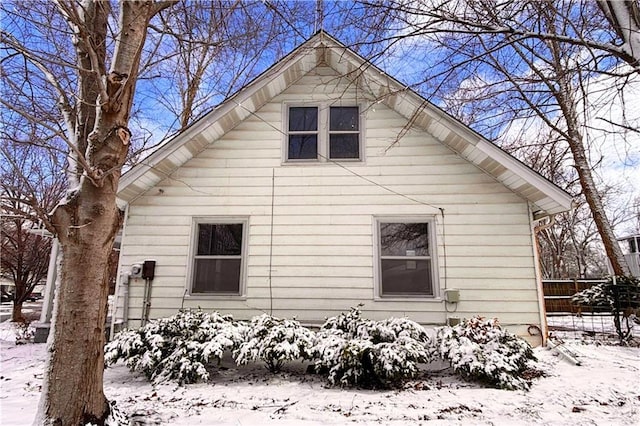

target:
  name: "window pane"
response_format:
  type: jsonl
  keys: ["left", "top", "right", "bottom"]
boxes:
{"left": 330, "top": 107, "right": 359, "bottom": 131}
{"left": 288, "top": 135, "right": 318, "bottom": 159}
{"left": 329, "top": 134, "right": 359, "bottom": 159}
{"left": 381, "top": 259, "right": 432, "bottom": 295}
{"left": 193, "top": 258, "right": 241, "bottom": 293}
{"left": 289, "top": 107, "right": 318, "bottom": 131}
{"left": 197, "top": 224, "right": 243, "bottom": 256}
{"left": 380, "top": 223, "right": 429, "bottom": 256}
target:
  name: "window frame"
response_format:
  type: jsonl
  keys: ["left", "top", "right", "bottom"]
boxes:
{"left": 373, "top": 216, "right": 440, "bottom": 300}
{"left": 186, "top": 217, "right": 249, "bottom": 299}
{"left": 283, "top": 102, "right": 365, "bottom": 163}
{"left": 328, "top": 106, "right": 361, "bottom": 160}
{"left": 286, "top": 106, "right": 319, "bottom": 161}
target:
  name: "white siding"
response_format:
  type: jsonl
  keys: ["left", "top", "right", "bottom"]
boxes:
{"left": 120, "top": 66, "right": 541, "bottom": 339}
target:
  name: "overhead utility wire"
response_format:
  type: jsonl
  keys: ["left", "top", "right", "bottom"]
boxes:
{"left": 233, "top": 100, "right": 445, "bottom": 212}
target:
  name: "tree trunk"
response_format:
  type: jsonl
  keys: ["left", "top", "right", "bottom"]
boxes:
{"left": 11, "top": 301, "right": 25, "bottom": 323}
{"left": 34, "top": 2, "right": 177, "bottom": 424}
{"left": 567, "top": 136, "right": 629, "bottom": 276}
{"left": 34, "top": 178, "right": 120, "bottom": 425}
{"left": 545, "top": 27, "right": 630, "bottom": 277}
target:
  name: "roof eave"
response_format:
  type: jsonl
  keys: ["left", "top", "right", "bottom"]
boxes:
{"left": 118, "top": 30, "right": 573, "bottom": 217}
{"left": 321, "top": 35, "right": 572, "bottom": 216}
{"left": 117, "top": 34, "right": 327, "bottom": 204}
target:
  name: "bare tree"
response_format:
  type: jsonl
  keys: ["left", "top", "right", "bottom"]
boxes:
{"left": 496, "top": 124, "right": 617, "bottom": 279}
{"left": 123, "top": 1, "right": 315, "bottom": 167}
{"left": 154, "top": 1, "right": 290, "bottom": 130}
{"left": 2, "top": 0, "right": 177, "bottom": 423}
{"left": 1, "top": 139, "right": 65, "bottom": 322}
{"left": 352, "top": 0, "right": 639, "bottom": 276}
{"left": 0, "top": 1, "right": 323, "bottom": 421}
{"left": 597, "top": 0, "right": 640, "bottom": 67}
{"left": 1, "top": 213, "right": 50, "bottom": 321}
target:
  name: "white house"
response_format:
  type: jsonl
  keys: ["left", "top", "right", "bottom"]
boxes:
{"left": 114, "top": 32, "right": 572, "bottom": 345}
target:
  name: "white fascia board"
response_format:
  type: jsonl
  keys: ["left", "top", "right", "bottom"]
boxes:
{"left": 322, "top": 36, "right": 572, "bottom": 215}
{"left": 118, "top": 38, "right": 324, "bottom": 200}
{"left": 475, "top": 139, "right": 572, "bottom": 211}
{"left": 116, "top": 196, "right": 128, "bottom": 210}
{"left": 322, "top": 32, "right": 572, "bottom": 215}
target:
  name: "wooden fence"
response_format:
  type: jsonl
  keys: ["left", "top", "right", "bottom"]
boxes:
{"left": 542, "top": 279, "right": 607, "bottom": 314}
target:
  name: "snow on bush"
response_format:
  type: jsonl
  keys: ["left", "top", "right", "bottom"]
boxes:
{"left": 364, "top": 317, "right": 430, "bottom": 344}
{"left": 313, "top": 307, "right": 432, "bottom": 388}
{"left": 572, "top": 276, "right": 640, "bottom": 342}
{"left": 105, "top": 309, "right": 245, "bottom": 384}
{"left": 320, "top": 306, "right": 367, "bottom": 336}
{"left": 14, "top": 322, "right": 35, "bottom": 345}
{"left": 434, "top": 316, "right": 536, "bottom": 390}
{"left": 313, "top": 332, "right": 371, "bottom": 386}
{"left": 105, "top": 307, "right": 539, "bottom": 391}
{"left": 572, "top": 276, "right": 640, "bottom": 312}
{"left": 234, "top": 314, "right": 315, "bottom": 373}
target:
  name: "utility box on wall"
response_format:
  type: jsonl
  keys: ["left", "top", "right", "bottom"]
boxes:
{"left": 142, "top": 260, "right": 156, "bottom": 280}
{"left": 444, "top": 289, "right": 460, "bottom": 303}
{"left": 130, "top": 263, "right": 143, "bottom": 278}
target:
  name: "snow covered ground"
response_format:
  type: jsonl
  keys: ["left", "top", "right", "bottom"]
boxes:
{"left": 1, "top": 321, "right": 639, "bottom": 425}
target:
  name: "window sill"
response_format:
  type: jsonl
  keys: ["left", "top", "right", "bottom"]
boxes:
{"left": 186, "top": 294, "right": 247, "bottom": 301}
{"left": 374, "top": 296, "right": 443, "bottom": 302}
{"left": 281, "top": 159, "right": 364, "bottom": 166}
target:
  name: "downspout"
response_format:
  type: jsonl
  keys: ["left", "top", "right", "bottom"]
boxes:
{"left": 39, "top": 238, "right": 59, "bottom": 325}
{"left": 109, "top": 203, "right": 130, "bottom": 340}
{"left": 530, "top": 208, "right": 557, "bottom": 347}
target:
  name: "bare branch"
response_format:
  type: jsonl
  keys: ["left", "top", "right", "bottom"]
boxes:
{"left": 1, "top": 31, "right": 76, "bottom": 139}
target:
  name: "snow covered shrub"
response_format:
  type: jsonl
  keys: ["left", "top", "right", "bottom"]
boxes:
{"left": 572, "top": 276, "right": 640, "bottom": 311}
{"left": 234, "top": 314, "right": 315, "bottom": 373}
{"left": 320, "top": 305, "right": 367, "bottom": 336}
{"left": 434, "top": 317, "right": 536, "bottom": 390}
{"left": 14, "top": 322, "right": 35, "bottom": 345}
{"left": 313, "top": 308, "right": 432, "bottom": 388}
{"left": 313, "top": 332, "right": 372, "bottom": 386}
{"left": 319, "top": 306, "right": 429, "bottom": 343}
{"left": 105, "top": 309, "right": 245, "bottom": 384}
{"left": 364, "top": 317, "right": 430, "bottom": 344}
{"left": 572, "top": 276, "right": 640, "bottom": 342}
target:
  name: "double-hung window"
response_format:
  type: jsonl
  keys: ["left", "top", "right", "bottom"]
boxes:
{"left": 376, "top": 218, "right": 438, "bottom": 298}
{"left": 191, "top": 220, "right": 246, "bottom": 295}
{"left": 288, "top": 106, "right": 318, "bottom": 160}
{"left": 329, "top": 106, "right": 360, "bottom": 159}
{"left": 286, "top": 105, "right": 361, "bottom": 161}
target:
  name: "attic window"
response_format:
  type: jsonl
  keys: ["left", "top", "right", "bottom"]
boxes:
{"left": 286, "top": 105, "right": 362, "bottom": 162}
{"left": 288, "top": 107, "right": 318, "bottom": 160}
{"left": 329, "top": 107, "right": 359, "bottom": 159}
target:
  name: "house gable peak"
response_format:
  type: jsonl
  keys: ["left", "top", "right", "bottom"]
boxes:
{"left": 118, "top": 32, "right": 571, "bottom": 217}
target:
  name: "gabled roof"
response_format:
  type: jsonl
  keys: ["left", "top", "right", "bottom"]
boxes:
{"left": 118, "top": 31, "right": 572, "bottom": 218}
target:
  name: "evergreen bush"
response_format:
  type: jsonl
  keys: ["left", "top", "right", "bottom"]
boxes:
{"left": 233, "top": 314, "right": 315, "bottom": 373}
{"left": 434, "top": 316, "right": 536, "bottom": 390}
{"left": 105, "top": 308, "right": 539, "bottom": 391}
{"left": 313, "top": 307, "right": 432, "bottom": 388}
{"left": 572, "top": 276, "right": 640, "bottom": 342}
{"left": 14, "top": 322, "right": 35, "bottom": 344}
{"left": 105, "top": 309, "right": 245, "bottom": 384}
